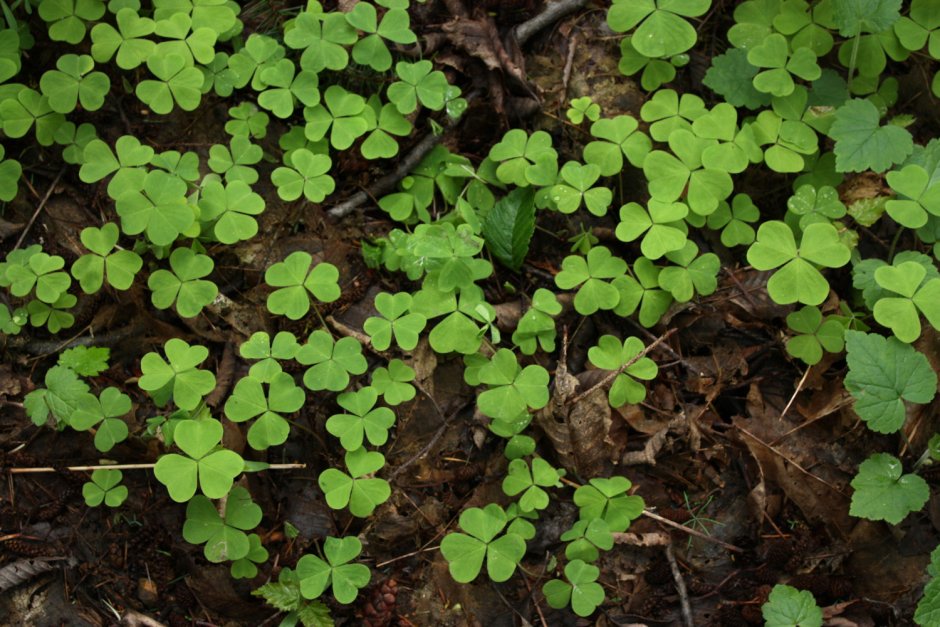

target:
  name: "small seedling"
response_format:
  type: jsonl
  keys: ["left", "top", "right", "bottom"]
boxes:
{"left": 82, "top": 469, "right": 128, "bottom": 508}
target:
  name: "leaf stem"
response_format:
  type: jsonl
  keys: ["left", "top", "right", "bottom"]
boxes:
{"left": 888, "top": 226, "right": 905, "bottom": 261}
{"left": 846, "top": 31, "right": 861, "bottom": 92}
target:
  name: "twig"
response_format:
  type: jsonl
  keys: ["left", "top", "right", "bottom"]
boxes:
{"left": 12, "top": 167, "right": 66, "bottom": 251}
{"left": 8, "top": 462, "right": 306, "bottom": 474}
{"left": 514, "top": 0, "right": 590, "bottom": 46}
{"left": 328, "top": 132, "right": 442, "bottom": 218}
{"left": 642, "top": 509, "right": 744, "bottom": 554}
{"left": 569, "top": 328, "right": 677, "bottom": 405}
{"left": 665, "top": 543, "right": 694, "bottom": 627}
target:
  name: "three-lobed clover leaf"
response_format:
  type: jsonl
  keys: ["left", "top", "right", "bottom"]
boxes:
{"left": 785, "top": 305, "right": 846, "bottom": 365}
{"left": 787, "top": 184, "right": 847, "bottom": 229}
{"left": 363, "top": 291, "right": 427, "bottom": 351}
{"left": 573, "top": 476, "right": 644, "bottom": 533}
{"left": 318, "top": 447, "right": 390, "bottom": 517}
{"left": 6, "top": 251, "right": 72, "bottom": 303}
{"left": 136, "top": 52, "right": 203, "bottom": 114}
{"left": 567, "top": 96, "right": 601, "bottom": 125}
{"left": 208, "top": 135, "right": 263, "bottom": 184}
{"left": 440, "top": 503, "right": 527, "bottom": 583}
{"left": 588, "top": 335, "right": 658, "bottom": 407}
{"left": 153, "top": 417, "right": 244, "bottom": 502}
{"left": 82, "top": 468, "right": 128, "bottom": 508}
{"left": 489, "top": 129, "right": 558, "bottom": 187}
{"left": 264, "top": 252, "right": 340, "bottom": 320}
{"left": 193, "top": 179, "right": 262, "bottom": 242}
{"left": 148, "top": 247, "right": 218, "bottom": 319}
{"left": 607, "top": 0, "right": 710, "bottom": 58}
{"left": 386, "top": 59, "right": 448, "bottom": 114}
{"left": 885, "top": 164, "right": 940, "bottom": 228}
{"left": 139, "top": 338, "right": 217, "bottom": 410}
{"left": 843, "top": 330, "right": 937, "bottom": 433}
{"left": 271, "top": 148, "right": 335, "bottom": 202}
{"left": 304, "top": 85, "right": 372, "bottom": 150}
{"left": 582, "top": 114, "right": 651, "bottom": 176}
{"left": 71, "top": 223, "right": 143, "bottom": 293}
{"left": 115, "top": 169, "right": 194, "bottom": 246}
{"left": 39, "top": 0, "right": 106, "bottom": 44}
{"left": 239, "top": 330, "right": 300, "bottom": 382}
{"left": 550, "top": 161, "right": 613, "bottom": 216}
{"left": 182, "top": 487, "right": 263, "bottom": 562}
{"left": 370, "top": 359, "right": 416, "bottom": 406}
{"left": 502, "top": 457, "right": 563, "bottom": 512}
{"left": 872, "top": 261, "right": 940, "bottom": 342}
{"left": 224, "top": 372, "right": 305, "bottom": 450}
{"left": 616, "top": 200, "right": 688, "bottom": 260}
{"left": 360, "top": 98, "right": 412, "bottom": 159}
{"left": 658, "top": 241, "right": 720, "bottom": 302}
{"left": 555, "top": 246, "right": 628, "bottom": 315}
{"left": 561, "top": 518, "right": 614, "bottom": 563}
{"left": 71, "top": 386, "right": 131, "bottom": 452}
{"left": 296, "top": 536, "right": 371, "bottom": 603}
{"left": 640, "top": 88, "right": 707, "bottom": 142}
{"left": 850, "top": 452, "right": 929, "bottom": 525}
{"left": 746, "top": 221, "right": 851, "bottom": 305}
{"left": 346, "top": 3, "right": 416, "bottom": 72}
{"left": 39, "top": 53, "right": 110, "bottom": 113}
{"left": 285, "top": 10, "right": 357, "bottom": 73}
{"left": 476, "top": 349, "right": 549, "bottom": 421}
{"left": 257, "top": 58, "right": 320, "bottom": 118}
{"left": 296, "top": 330, "right": 368, "bottom": 392}
{"left": 327, "top": 386, "right": 395, "bottom": 451}
{"left": 91, "top": 8, "right": 156, "bottom": 69}
{"left": 747, "top": 33, "right": 821, "bottom": 97}
{"left": 26, "top": 294, "right": 77, "bottom": 334}
{"left": 225, "top": 102, "right": 269, "bottom": 139}
{"left": 762, "top": 584, "right": 823, "bottom": 627}
{"left": 230, "top": 533, "right": 269, "bottom": 579}
{"left": 543, "top": 559, "right": 606, "bottom": 617}
{"left": 512, "top": 288, "right": 562, "bottom": 355}
{"left": 0, "top": 88, "right": 65, "bottom": 147}
{"left": 79, "top": 134, "right": 153, "bottom": 197}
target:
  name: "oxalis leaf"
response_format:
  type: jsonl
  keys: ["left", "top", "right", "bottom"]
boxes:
{"left": 843, "top": 331, "right": 937, "bottom": 433}
{"left": 482, "top": 187, "right": 535, "bottom": 272}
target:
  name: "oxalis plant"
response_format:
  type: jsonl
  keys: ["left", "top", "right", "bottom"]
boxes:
{"left": 4, "top": 0, "right": 940, "bottom": 624}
